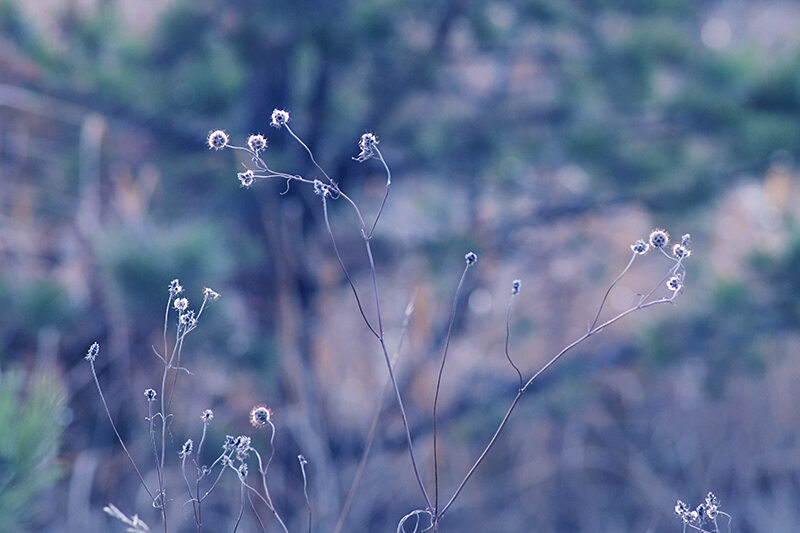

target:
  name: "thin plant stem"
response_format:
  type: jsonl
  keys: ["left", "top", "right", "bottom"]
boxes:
{"left": 367, "top": 147, "right": 392, "bottom": 239}
{"left": 298, "top": 455, "right": 311, "bottom": 533}
{"left": 322, "top": 197, "right": 379, "bottom": 338}
{"left": 589, "top": 252, "right": 636, "bottom": 330}
{"left": 285, "top": 124, "right": 336, "bottom": 186}
{"left": 504, "top": 293, "right": 523, "bottom": 391}
{"left": 232, "top": 478, "right": 246, "bottom": 533}
{"left": 432, "top": 263, "right": 471, "bottom": 517}
{"left": 88, "top": 360, "right": 161, "bottom": 522}
{"left": 333, "top": 292, "right": 416, "bottom": 533}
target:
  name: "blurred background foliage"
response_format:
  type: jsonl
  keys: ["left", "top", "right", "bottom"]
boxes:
{"left": 1, "top": 0, "right": 799, "bottom": 531}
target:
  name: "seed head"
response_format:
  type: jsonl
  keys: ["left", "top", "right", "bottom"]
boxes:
{"left": 201, "top": 409, "right": 214, "bottom": 423}
{"left": 144, "top": 388, "right": 157, "bottom": 401}
{"left": 354, "top": 132, "right": 379, "bottom": 162}
{"left": 169, "top": 279, "right": 183, "bottom": 295}
{"left": 649, "top": 229, "right": 669, "bottom": 249}
{"left": 511, "top": 279, "right": 522, "bottom": 295}
{"left": 631, "top": 239, "right": 650, "bottom": 255}
{"left": 173, "top": 297, "right": 188, "bottom": 311}
{"left": 85, "top": 342, "right": 99, "bottom": 362}
{"left": 313, "top": 179, "right": 330, "bottom": 197}
{"left": 250, "top": 405, "right": 271, "bottom": 427}
{"left": 247, "top": 134, "right": 267, "bottom": 153}
{"left": 180, "top": 310, "right": 196, "bottom": 327}
{"left": 675, "top": 500, "right": 689, "bottom": 516}
{"left": 465, "top": 251, "right": 478, "bottom": 265}
{"left": 238, "top": 170, "right": 255, "bottom": 188}
{"left": 207, "top": 130, "right": 229, "bottom": 150}
{"left": 270, "top": 109, "right": 290, "bottom": 128}
{"left": 705, "top": 492, "right": 719, "bottom": 507}
{"left": 672, "top": 243, "right": 691, "bottom": 259}
{"left": 238, "top": 463, "right": 248, "bottom": 478}
{"left": 179, "top": 439, "right": 193, "bottom": 459}
{"left": 681, "top": 233, "right": 692, "bottom": 248}
{"left": 203, "top": 287, "right": 220, "bottom": 301}
{"left": 667, "top": 276, "right": 682, "bottom": 292}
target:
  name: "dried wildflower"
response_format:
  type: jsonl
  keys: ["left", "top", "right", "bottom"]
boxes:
{"left": 270, "top": 109, "right": 290, "bottom": 128}
{"left": 511, "top": 279, "right": 522, "bottom": 295}
{"left": 169, "top": 279, "right": 183, "bottom": 295}
{"left": 672, "top": 243, "right": 691, "bottom": 259}
{"left": 705, "top": 492, "right": 719, "bottom": 507}
{"left": 85, "top": 342, "right": 99, "bottom": 362}
{"left": 354, "top": 132, "right": 379, "bottom": 162}
{"left": 247, "top": 134, "right": 267, "bottom": 153}
{"left": 203, "top": 287, "right": 220, "bottom": 301}
{"left": 201, "top": 409, "right": 214, "bottom": 423}
{"left": 250, "top": 405, "right": 271, "bottom": 427}
{"left": 313, "top": 179, "right": 330, "bottom": 197}
{"left": 173, "top": 298, "right": 188, "bottom": 311}
{"left": 681, "top": 233, "right": 692, "bottom": 248}
{"left": 180, "top": 310, "right": 196, "bottom": 327}
{"left": 207, "top": 130, "right": 229, "bottom": 150}
{"left": 238, "top": 463, "right": 248, "bottom": 478}
{"left": 465, "top": 251, "right": 478, "bottom": 265}
{"left": 223, "top": 435, "right": 236, "bottom": 452}
{"left": 675, "top": 500, "right": 689, "bottom": 516}
{"left": 631, "top": 239, "right": 649, "bottom": 255}
{"left": 220, "top": 455, "right": 231, "bottom": 467}
{"left": 235, "top": 435, "right": 251, "bottom": 460}
{"left": 649, "top": 229, "right": 669, "bottom": 249}
{"left": 667, "top": 276, "right": 682, "bottom": 292}
{"left": 144, "top": 388, "right": 157, "bottom": 401}
{"left": 179, "top": 439, "right": 193, "bottom": 459}
{"left": 238, "top": 170, "right": 255, "bottom": 188}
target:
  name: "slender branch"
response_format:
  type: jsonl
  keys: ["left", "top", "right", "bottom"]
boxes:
{"left": 504, "top": 292, "right": 523, "bottom": 390}
{"left": 88, "top": 360, "right": 157, "bottom": 504}
{"left": 321, "top": 197, "right": 379, "bottom": 338}
{"left": 589, "top": 252, "right": 636, "bottom": 331}
{"left": 439, "top": 293, "right": 678, "bottom": 518}
{"left": 433, "top": 263, "right": 471, "bottom": 516}
{"left": 367, "top": 147, "right": 392, "bottom": 239}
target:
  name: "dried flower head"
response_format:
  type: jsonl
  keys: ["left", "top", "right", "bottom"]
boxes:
{"left": 672, "top": 243, "right": 691, "bottom": 259}
{"left": 313, "top": 179, "right": 330, "bottom": 197}
{"left": 649, "top": 229, "right": 669, "bottom": 249}
{"left": 667, "top": 276, "right": 682, "bottom": 292}
{"left": 173, "top": 298, "right": 188, "bottom": 311}
{"left": 203, "top": 287, "right": 220, "bottom": 301}
{"left": 270, "top": 109, "right": 290, "bottom": 128}
{"left": 180, "top": 310, "right": 196, "bottom": 327}
{"left": 511, "top": 279, "right": 522, "bottom": 295}
{"left": 681, "top": 233, "right": 692, "bottom": 248}
{"left": 631, "top": 239, "right": 650, "bottom": 255}
{"left": 234, "top": 435, "right": 251, "bottom": 460}
{"left": 354, "top": 132, "right": 379, "bottom": 162}
{"left": 238, "top": 170, "right": 255, "bottom": 188}
{"left": 201, "top": 409, "right": 214, "bottom": 423}
{"left": 144, "top": 388, "right": 157, "bottom": 401}
{"left": 223, "top": 435, "right": 236, "bottom": 452}
{"left": 238, "top": 463, "right": 248, "bottom": 478}
{"left": 705, "top": 492, "right": 719, "bottom": 507}
{"left": 465, "top": 251, "right": 478, "bottom": 265}
{"left": 207, "top": 130, "right": 229, "bottom": 150}
{"left": 169, "top": 279, "right": 183, "bottom": 295}
{"left": 247, "top": 134, "right": 267, "bottom": 153}
{"left": 85, "top": 342, "right": 99, "bottom": 362}
{"left": 250, "top": 405, "right": 271, "bottom": 427}
{"left": 179, "top": 439, "right": 193, "bottom": 459}
{"left": 675, "top": 500, "right": 689, "bottom": 516}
